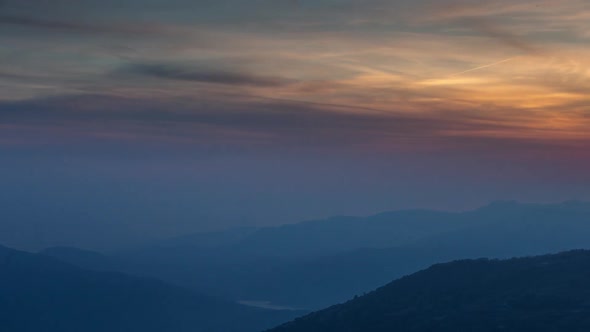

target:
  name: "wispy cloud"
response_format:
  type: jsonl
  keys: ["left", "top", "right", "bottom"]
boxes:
{"left": 1, "top": 0, "right": 590, "bottom": 155}
{"left": 448, "top": 57, "right": 518, "bottom": 77}
{"left": 459, "top": 18, "right": 546, "bottom": 56}
{"left": 118, "top": 63, "right": 294, "bottom": 87}
{"left": 2, "top": 93, "right": 587, "bottom": 155}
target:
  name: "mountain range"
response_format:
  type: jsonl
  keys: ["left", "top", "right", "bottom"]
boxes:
{"left": 0, "top": 245, "right": 301, "bottom": 332}
{"left": 42, "top": 201, "right": 590, "bottom": 309}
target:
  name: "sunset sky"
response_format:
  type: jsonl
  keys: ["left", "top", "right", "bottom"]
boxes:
{"left": 2, "top": 0, "right": 590, "bottom": 250}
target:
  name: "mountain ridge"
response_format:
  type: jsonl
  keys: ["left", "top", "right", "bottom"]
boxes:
{"left": 42, "top": 200, "right": 590, "bottom": 309}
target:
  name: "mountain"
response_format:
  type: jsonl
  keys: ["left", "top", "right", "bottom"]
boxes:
{"left": 154, "top": 226, "right": 259, "bottom": 249}
{"left": 124, "top": 201, "right": 590, "bottom": 261}
{"left": 40, "top": 209, "right": 470, "bottom": 309}
{"left": 41, "top": 210, "right": 466, "bottom": 310}
{"left": 223, "top": 210, "right": 464, "bottom": 257}
{"left": 42, "top": 245, "right": 454, "bottom": 309}
{"left": 40, "top": 246, "right": 122, "bottom": 271}
{"left": 0, "top": 245, "right": 302, "bottom": 332}
{"left": 108, "top": 209, "right": 464, "bottom": 263}
{"left": 267, "top": 250, "right": 590, "bottom": 332}
{"left": 41, "top": 201, "right": 590, "bottom": 309}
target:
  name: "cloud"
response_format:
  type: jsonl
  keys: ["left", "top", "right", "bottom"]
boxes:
{"left": 0, "top": 93, "right": 564, "bottom": 155}
{"left": 0, "top": 0, "right": 588, "bottom": 155}
{"left": 0, "top": 15, "right": 166, "bottom": 35}
{"left": 119, "top": 63, "right": 294, "bottom": 87}
{"left": 461, "top": 18, "right": 545, "bottom": 55}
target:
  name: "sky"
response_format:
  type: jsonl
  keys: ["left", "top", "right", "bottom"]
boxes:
{"left": 1, "top": 0, "right": 590, "bottom": 250}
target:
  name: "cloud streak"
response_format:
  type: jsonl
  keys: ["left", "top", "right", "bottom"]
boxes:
{"left": 1, "top": 0, "right": 589, "bottom": 155}
{"left": 462, "top": 19, "right": 545, "bottom": 55}
{"left": 448, "top": 57, "right": 518, "bottom": 77}
{"left": 1, "top": 93, "right": 584, "bottom": 154}
{"left": 119, "top": 63, "right": 294, "bottom": 87}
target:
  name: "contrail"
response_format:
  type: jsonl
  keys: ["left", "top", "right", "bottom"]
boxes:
{"left": 450, "top": 56, "right": 518, "bottom": 77}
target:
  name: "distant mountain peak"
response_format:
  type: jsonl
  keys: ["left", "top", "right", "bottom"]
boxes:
{"left": 478, "top": 200, "right": 522, "bottom": 210}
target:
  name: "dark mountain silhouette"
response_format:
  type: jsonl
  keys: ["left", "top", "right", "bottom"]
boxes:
{"left": 0, "top": 245, "right": 302, "bottom": 332}
{"left": 267, "top": 250, "right": 590, "bottom": 332}
{"left": 42, "top": 201, "right": 590, "bottom": 309}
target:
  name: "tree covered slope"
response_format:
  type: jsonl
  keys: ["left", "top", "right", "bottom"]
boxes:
{"left": 268, "top": 250, "right": 590, "bottom": 332}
